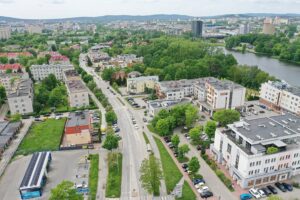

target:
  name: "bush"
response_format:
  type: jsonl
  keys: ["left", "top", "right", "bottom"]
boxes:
{"left": 267, "top": 146, "right": 279, "bottom": 154}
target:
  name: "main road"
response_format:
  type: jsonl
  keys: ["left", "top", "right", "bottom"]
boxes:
{"left": 80, "top": 54, "right": 150, "bottom": 200}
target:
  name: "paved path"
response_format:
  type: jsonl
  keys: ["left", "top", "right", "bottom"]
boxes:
{"left": 0, "top": 102, "right": 9, "bottom": 121}
{"left": 0, "top": 119, "right": 32, "bottom": 177}
{"left": 97, "top": 148, "right": 108, "bottom": 200}
{"left": 177, "top": 133, "right": 238, "bottom": 200}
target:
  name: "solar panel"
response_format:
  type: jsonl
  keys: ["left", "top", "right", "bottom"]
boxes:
{"left": 31, "top": 152, "right": 46, "bottom": 186}
{"left": 20, "top": 153, "right": 39, "bottom": 188}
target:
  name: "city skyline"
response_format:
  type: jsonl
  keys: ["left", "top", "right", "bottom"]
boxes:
{"left": 0, "top": 0, "right": 300, "bottom": 19}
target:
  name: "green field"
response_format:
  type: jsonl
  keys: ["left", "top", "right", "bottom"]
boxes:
{"left": 154, "top": 137, "right": 183, "bottom": 194}
{"left": 176, "top": 181, "right": 196, "bottom": 200}
{"left": 16, "top": 118, "right": 66, "bottom": 155}
{"left": 89, "top": 154, "right": 99, "bottom": 200}
{"left": 105, "top": 152, "right": 122, "bottom": 198}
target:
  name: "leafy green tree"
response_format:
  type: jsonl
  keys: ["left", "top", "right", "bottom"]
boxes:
{"left": 171, "top": 135, "right": 180, "bottom": 149}
{"left": 213, "top": 109, "right": 240, "bottom": 126}
{"left": 87, "top": 80, "right": 97, "bottom": 91}
{"left": 10, "top": 113, "right": 21, "bottom": 122}
{"left": 188, "top": 157, "right": 200, "bottom": 175}
{"left": 178, "top": 144, "right": 190, "bottom": 159}
{"left": 189, "top": 126, "right": 202, "bottom": 144}
{"left": 205, "top": 121, "right": 217, "bottom": 139}
{"left": 103, "top": 133, "right": 119, "bottom": 151}
{"left": 49, "top": 180, "right": 83, "bottom": 200}
{"left": 87, "top": 56, "right": 93, "bottom": 67}
{"left": 140, "top": 155, "right": 163, "bottom": 196}
{"left": 0, "top": 56, "right": 8, "bottom": 64}
{"left": 0, "top": 86, "right": 6, "bottom": 104}
{"left": 42, "top": 74, "right": 59, "bottom": 91}
{"left": 48, "top": 87, "right": 65, "bottom": 107}
{"left": 185, "top": 105, "right": 198, "bottom": 128}
{"left": 105, "top": 111, "right": 117, "bottom": 125}
{"left": 155, "top": 118, "right": 170, "bottom": 136}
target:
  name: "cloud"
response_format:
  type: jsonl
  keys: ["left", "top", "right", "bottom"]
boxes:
{"left": 48, "top": 0, "right": 65, "bottom": 4}
{"left": 0, "top": 0, "right": 14, "bottom": 4}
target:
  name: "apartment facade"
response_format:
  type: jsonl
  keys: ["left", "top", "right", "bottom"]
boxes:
{"left": 7, "top": 79, "right": 34, "bottom": 115}
{"left": 156, "top": 77, "right": 246, "bottom": 114}
{"left": 64, "top": 69, "right": 89, "bottom": 108}
{"left": 30, "top": 64, "right": 73, "bottom": 81}
{"left": 0, "top": 26, "right": 11, "bottom": 40}
{"left": 127, "top": 76, "right": 159, "bottom": 94}
{"left": 211, "top": 113, "right": 300, "bottom": 189}
{"left": 260, "top": 80, "right": 300, "bottom": 115}
{"left": 0, "top": 73, "right": 29, "bottom": 90}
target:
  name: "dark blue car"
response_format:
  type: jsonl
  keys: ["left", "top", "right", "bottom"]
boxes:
{"left": 240, "top": 193, "right": 252, "bottom": 200}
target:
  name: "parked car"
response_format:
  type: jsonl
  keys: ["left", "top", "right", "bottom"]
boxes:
{"left": 143, "top": 118, "right": 147, "bottom": 122}
{"left": 275, "top": 182, "right": 287, "bottom": 192}
{"left": 182, "top": 163, "right": 188, "bottom": 169}
{"left": 257, "top": 189, "right": 266, "bottom": 198}
{"left": 261, "top": 187, "right": 272, "bottom": 196}
{"left": 200, "top": 190, "right": 213, "bottom": 198}
{"left": 164, "top": 136, "right": 171, "bottom": 143}
{"left": 193, "top": 178, "right": 205, "bottom": 185}
{"left": 267, "top": 185, "right": 278, "bottom": 194}
{"left": 240, "top": 193, "right": 252, "bottom": 200}
{"left": 282, "top": 182, "right": 293, "bottom": 191}
{"left": 196, "top": 145, "right": 202, "bottom": 151}
{"left": 249, "top": 188, "right": 261, "bottom": 199}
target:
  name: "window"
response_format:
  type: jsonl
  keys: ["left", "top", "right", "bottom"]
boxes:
{"left": 294, "top": 153, "right": 299, "bottom": 158}
{"left": 263, "top": 177, "right": 269, "bottom": 183}
{"left": 227, "top": 144, "right": 232, "bottom": 154}
{"left": 255, "top": 178, "right": 262, "bottom": 185}
{"left": 249, "top": 170, "right": 253, "bottom": 175}
{"left": 264, "top": 167, "right": 268, "bottom": 173}
{"left": 270, "top": 175, "right": 277, "bottom": 181}
{"left": 248, "top": 180, "right": 254, "bottom": 187}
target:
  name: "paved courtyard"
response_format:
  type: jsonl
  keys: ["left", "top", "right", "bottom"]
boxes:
{"left": 0, "top": 150, "right": 90, "bottom": 200}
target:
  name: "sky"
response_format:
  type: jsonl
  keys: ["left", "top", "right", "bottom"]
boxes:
{"left": 0, "top": 0, "right": 300, "bottom": 19}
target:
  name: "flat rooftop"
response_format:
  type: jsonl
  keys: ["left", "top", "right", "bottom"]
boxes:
{"left": 149, "top": 98, "right": 190, "bottom": 109}
{"left": 7, "top": 79, "right": 32, "bottom": 98}
{"left": 66, "top": 111, "right": 90, "bottom": 127}
{"left": 231, "top": 113, "right": 300, "bottom": 143}
{"left": 66, "top": 79, "right": 88, "bottom": 93}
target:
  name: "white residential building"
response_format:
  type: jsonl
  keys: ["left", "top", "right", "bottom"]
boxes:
{"left": 127, "top": 76, "right": 159, "bottom": 94}
{"left": 211, "top": 113, "right": 300, "bottom": 189}
{"left": 26, "top": 24, "right": 43, "bottom": 34}
{"left": 156, "top": 77, "right": 246, "bottom": 114}
{"left": 30, "top": 64, "right": 74, "bottom": 81}
{"left": 260, "top": 80, "right": 300, "bottom": 115}
{"left": 0, "top": 73, "right": 29, "bottom": 90}
{"left": 64, "top": 69, "right": 89, "bottom": 108}
{"left": 0, "top": 26, "right": 11, "bottom": 40}
{"left": 7, "top": 79, "right": 34, "bottom": 115}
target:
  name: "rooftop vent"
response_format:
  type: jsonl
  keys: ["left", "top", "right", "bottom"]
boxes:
{"left": 258, "top": 124, "right": 266, "bottom": 128}
{"left": 284, "top": 130, "right": 292, "bottom": 135}
{"left": 282, "top": 120, "right": 289, "bottom": 125}
{"left": 270, "top": 132, "right": 277, "bottom": 137}
{"left": 244, "top": 126, "right": 250, "bottom": 131}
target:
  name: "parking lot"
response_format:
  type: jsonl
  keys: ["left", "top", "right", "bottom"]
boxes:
{"left": 0, "top": 150, "right": 90, "bottom": 200}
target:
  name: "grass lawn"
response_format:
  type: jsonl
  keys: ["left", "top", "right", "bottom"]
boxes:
{"left": 147, "top": 124, "right": 158, "bottom": 135}
{"left": 176, "top": 181, "right": 196, "bottom": 200}
{"left": 154, "top": 137, "right": 182, "bottom": 194}
{"left": 89, "top": 154, "right": 99, "bottom": 200}
{"left": 105, "top": 152, "right": 122, "bottom": 198}
{"left": 142, "top": 132, "right": 150, "bottom": 144}
{"left": 16, "top": 118, "right": 66, "bottom": 155}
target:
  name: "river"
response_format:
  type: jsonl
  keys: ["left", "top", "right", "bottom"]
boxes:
{"left": 223, "top": 49, "right": 300, "bottom": 86}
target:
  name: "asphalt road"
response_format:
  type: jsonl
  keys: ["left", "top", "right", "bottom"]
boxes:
{"left": 80, "top": 54, "right": 150, "bottom": 199}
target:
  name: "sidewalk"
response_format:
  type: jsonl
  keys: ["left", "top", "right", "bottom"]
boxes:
{"left": 97, "top": 148, "right": 108, "bottom": 200}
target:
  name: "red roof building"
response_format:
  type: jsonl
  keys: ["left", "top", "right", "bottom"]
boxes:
{"left": 0, "top": 52, "right": 33, "bottom": 59}
{"left": 0, "top": 64, "right": 22, "bottom": 73}
{"left": 49, "top": 55, "right": 70, "bottom": 64}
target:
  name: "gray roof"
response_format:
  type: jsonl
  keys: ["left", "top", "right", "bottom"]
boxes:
{"left": 7, "top": 79, "right": 32, "bottom": 98}
{"left": 66, "top": 111, "right": 90, "bottom": 127}
{"left": 232, "top": 113, "right": 300, "bottom": 144}
{"left": 149, "top": 98, "right": 190, "bottom": 109}
{"left": 66, "top": 79, "right": 88, "bottom": 93}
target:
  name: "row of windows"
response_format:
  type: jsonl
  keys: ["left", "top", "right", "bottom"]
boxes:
{"left": 292, "top": 160, "right": 300, "bottom": 166}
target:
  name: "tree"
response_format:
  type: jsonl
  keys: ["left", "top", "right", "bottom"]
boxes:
{"left": 178, "top": 144, "right": 190, "bottom": 159}
{"left": 105, "top": 111, "right": 117, "bottom": 125}
{"left": 103, "top": 133, "right": 119, "bottom": 151}
{"left": 267, "top": 147, "right": 279, "bottom": 154}
{"left": 185, "top": 105, "right": 198, "bottom": 128}
{"left": 49, "top": 180, "right": 83, "bottom": 200}
{"left": 48, "top": 87, "right": 65, "bottom": 107}
{"left": 205, "top": 121, "right": 217, "bottom": 139}
{"left": 0, "top": 56, "right": 8, "bottom": 64}
{"left": 87, "top": 56, "right": 93, "bottom": 67}
{"left": 140, "top": 155, "right": 163, "bottom": 196}
{"left": 51, "top": 44, "right": 57, "bottom": 51}
{"left": 189, "top": 126, "right": 202, "bottom": 144}
{"left": 213, "top": 109, "right": 240, "bottom": 127}
{"left": 0, "top": 86, "right": 6, "bottom": 104}
{"left": 188, "top": 157, "right": 200, "bottom": 175}
{"left": 10, "top": 113, "right": 21, "bottom": 122}
{"left": 42, "top": 74, "right": 59, "bottom": 91}
{"left": 5, "top": 69, "right": 12, "bottom": 74}
{"left": 155, "top": 118, "right": 170, "bottom": 136}
{"left": 171, "top": 135, "right": 180, "bottom": 149}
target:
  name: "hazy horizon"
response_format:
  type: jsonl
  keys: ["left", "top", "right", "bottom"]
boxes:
{"left": 0, "top": 0, "right": 300, "bottom": 19}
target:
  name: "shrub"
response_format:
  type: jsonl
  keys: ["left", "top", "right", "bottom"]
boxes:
{"left": 267, "top": 146, "right": 279, "bottom": 154}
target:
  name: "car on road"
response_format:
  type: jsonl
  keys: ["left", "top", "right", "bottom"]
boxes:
{"left": 193, "top": 178, "right": 205, "bottom": 185}
{"left": 249, "top": 188, "right": 261, "bottom": 199}
{"left": 260, "top": 187, "right": 272, "bottom": 196}
{"left": 282, "top": 182, "right": 293, "bottom": 191}
{"left": 275, "top": 182, "right": 287, "bottom": 192}
{"left": 267, "top": 185, "right": 278, "bottom": 194}
{"left": 240, "top": 193, "right": 252, "bottom": 200}
{"left": 257, "top": 189, "right": 266, "bottom": 198}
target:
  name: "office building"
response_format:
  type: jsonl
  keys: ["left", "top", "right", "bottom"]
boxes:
{"left": 30, "top": 64, "right": 73, "bottom": 81}
{"left": 7, "top": 79, "right": 34, "bottom": 115}
{"left": 127, "top": 76, "right": 159, "bottom": 94}
{"left": 148, "top": 98, "right": 190, "bottom": 117}
{"left": 260, "top": 80, "right": 300, "bottom": 115}
{"left": 0, "top": 26, "right": 11, "bottom": 40}
{"left": 211, "top": 113, "right": 300, "bottom": 189}
{"left": 192, "top": 20, "right": 203, "bottom": 37}
{"left": 239, "top": 24, "right": 250, "bottom": 35}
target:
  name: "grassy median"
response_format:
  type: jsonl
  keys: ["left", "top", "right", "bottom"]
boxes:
{"left": 154, "top": 137, "right": 182, "bottom": 194}
{"left": 105, "top": 152, "right": 122, "bottom": 198}
{"left": 16, "top": 118, "right": 66, "bottom": 155}
{"left": 89, "top": 154, "right": 99, "bottom": 200}
{"left": 176, "top": 181, "right": 196, "bottom": 200}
